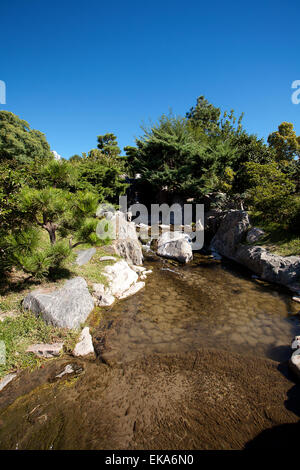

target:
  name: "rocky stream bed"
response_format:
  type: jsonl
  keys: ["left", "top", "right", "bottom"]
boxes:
{"left": 1, "top": 209, "right": 300, "bottom": 450}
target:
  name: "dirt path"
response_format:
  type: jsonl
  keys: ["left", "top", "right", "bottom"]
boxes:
{"left": 0, "top": 348, "right": 299, "bottom": 450}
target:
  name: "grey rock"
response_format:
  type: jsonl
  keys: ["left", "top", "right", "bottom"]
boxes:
{"left": 114, "top": 239, "right": 143, "bottom": 266}
{"left": 26, "top": 342, "right": 64, "bottom": 358}
{"left": 23, "top": 277, "right": 94, "bottom": 329}
{"left": 75, "top": 248, "right": 96, "bottom": 266}
{"left": 210, "top": 210, "right": 250, "bottom": 259}
{"left": 157, "top": 231, "right": 193, "bottom": 264}
{"left": 246, "top": 227, "right": 265, "bottom": 244}
{"left": 111, "top": 211, "right": 143, "bottom": 265}
{"left": 235, "top": 245, "right": 300, "bottom": 287}
{"left": 210, "top": 210, "right": 300, "bottom": 290}
{"left": 0, "top": 373, "right": 16, "bottom": 392}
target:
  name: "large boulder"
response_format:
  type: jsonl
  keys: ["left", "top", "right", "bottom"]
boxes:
{"left": 210, "top": 210, "right": 300, "bottom": 290}
{"left": 102, "top": 260, "right": 138, "bottom": 296}
{"left": 246, "top": 227, "right": 265, "bottom": 244}
{"left": 111, "top": 212, "right": 143, "bottom": 266}
{"left": 210, "top": 210, "right": 250, "bottom": 259}
{"left": 23, "top": 277, "right": 94, "bottom": 329}
{"left": 157, "top": 231, "right": 193, "bottom": 263}
{"left": 235, "top": 245, "right": 300, "bottom": 288}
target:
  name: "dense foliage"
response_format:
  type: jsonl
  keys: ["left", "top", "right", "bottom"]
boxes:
{"left": 125, "top": 96, "right": 299, "bottom": 232}
{"left": 0, "top": 114, "right": 127, "bottom": 278}
{"left": 1, "top": 98, "right": 300, "bottom": 280}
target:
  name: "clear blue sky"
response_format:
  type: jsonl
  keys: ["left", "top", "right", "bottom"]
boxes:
{"left": 1, "top": 0, "right": 300, "bottom": 158}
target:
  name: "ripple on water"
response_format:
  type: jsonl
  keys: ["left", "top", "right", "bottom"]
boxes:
{"left": 95, "top": 253, "right": 300, "bottom": 364}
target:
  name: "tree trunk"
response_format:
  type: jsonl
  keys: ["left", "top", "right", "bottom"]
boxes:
{"left": 43, "top": 222, "right": 58, "bottom": 245}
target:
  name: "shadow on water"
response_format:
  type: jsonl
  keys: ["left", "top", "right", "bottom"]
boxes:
{"left": 245, "top": 371, "right": 300, "bottom": 449}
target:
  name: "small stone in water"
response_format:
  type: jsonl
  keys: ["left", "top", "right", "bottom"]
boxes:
{"left": 55, "top": 364, "right": 74, "bottom": 379}
{"left": 292, "top": 296, "right": 300, "bottom": 303}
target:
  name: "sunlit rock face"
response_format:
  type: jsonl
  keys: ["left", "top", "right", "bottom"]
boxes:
{"left": 157, "top": 231, "right": 193, "bottom": 264}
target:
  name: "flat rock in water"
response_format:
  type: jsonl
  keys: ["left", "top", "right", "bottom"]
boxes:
{"left": 131, "top": 265, "right": 146, "bottom": 273}
{"left": 75, "top": 248, "right": 96, "bottom": 266}
{"left": 26, "top": 342, "right": 64, "bottom": 358}
{"left": 23, "top": 277, "right": 94, "bottom": 329}
{"left": 73, "top": 327, "right": 94, "bottom": 357}
{"left": 0, "top": 373, "right": 16, "bottom": 392}
{"left": 118, "top": 281, "right": 145, "bottom": 299}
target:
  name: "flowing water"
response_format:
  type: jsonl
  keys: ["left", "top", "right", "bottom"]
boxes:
{"left": 1, "top": 251, "right": 300, "bottom": 450}
{"left": 95, "top": 252, "right": 300, "bottom": 365}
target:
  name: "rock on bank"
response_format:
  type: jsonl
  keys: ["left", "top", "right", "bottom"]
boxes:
{"left": 210, "top": 210, "right": 300, "bottom": 291}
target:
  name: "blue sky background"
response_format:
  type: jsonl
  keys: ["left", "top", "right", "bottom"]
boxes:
{"left": 1, "top": 0, "right": 300, "bottom": 158}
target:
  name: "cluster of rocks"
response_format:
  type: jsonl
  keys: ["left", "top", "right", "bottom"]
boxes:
{"left": 92, "top": 259, "right": 150, "bottom": 307}
{"left": 210, "top": 210, "right": 300, "bottom": 293}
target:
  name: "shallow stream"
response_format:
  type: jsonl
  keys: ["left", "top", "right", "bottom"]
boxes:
{"left": 95, "top": 252, "right": 300, "bottom": 364}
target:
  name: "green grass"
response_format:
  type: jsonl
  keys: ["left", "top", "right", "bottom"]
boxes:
{"left": 0, "top": 238, "right": 119, "bottom": 379}
{"left": 69, "top": 246, "right": 119, "bottom": 287}
{"left": 247, "top": 214, "right": 300, "bottom": 256}
{"left": 0, "top": 312, "right": 78, "bottom": 379}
